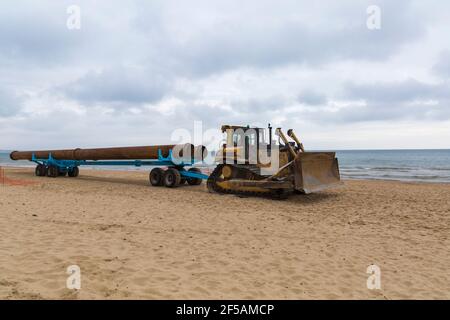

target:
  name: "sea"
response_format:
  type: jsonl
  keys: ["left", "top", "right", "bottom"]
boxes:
{"left": 1, "top": 149, "right": 450, "bottom": 183}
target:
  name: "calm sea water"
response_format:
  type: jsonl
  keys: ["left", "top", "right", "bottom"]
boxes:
{"left": 335, "top": 149, "right": 450, "bottom": 183}
{"left": 1, "top": 149, "right": 450, "bottom": 183}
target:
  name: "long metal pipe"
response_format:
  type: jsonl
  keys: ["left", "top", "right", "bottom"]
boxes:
{"left": 10, "top": 144, "right": 207, "bottom": 161}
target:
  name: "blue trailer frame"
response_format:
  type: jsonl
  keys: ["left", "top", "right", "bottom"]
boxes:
{"left": 31, "top": 149, "right": 209, "bottom": 181}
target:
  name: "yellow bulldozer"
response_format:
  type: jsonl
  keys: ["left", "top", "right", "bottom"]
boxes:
{"left": 207, "top": 124, "right": 341, "bottom": 198}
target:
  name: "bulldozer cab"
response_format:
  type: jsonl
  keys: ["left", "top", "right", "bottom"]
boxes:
{"left": 219, "top": 125, "right": 275, "bottom": 165}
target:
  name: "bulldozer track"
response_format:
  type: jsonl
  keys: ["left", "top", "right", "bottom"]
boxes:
{"left": 207, "top": 164, "right": 289, "bottom": 199}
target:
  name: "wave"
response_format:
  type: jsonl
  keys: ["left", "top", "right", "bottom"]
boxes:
{"left": 341, "top": 170, "right": 450, "bottom": 182}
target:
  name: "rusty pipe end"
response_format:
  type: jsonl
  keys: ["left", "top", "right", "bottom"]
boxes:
{"left": 10, "top": 151, "right": 19, "bottom": 161}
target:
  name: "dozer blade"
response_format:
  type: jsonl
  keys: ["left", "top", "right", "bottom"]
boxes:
{"left": 293, "top": 152, "right": 341, "bottom": 194}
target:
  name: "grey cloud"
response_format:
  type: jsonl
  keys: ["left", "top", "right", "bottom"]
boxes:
{"left": 232, "top": 96, "right": 288, "bottom": 113}
{"left": 296, "top": 79, "right": 450, "bottom": 123}
{"left": 1, "top": 0, "right": 450, "bottom": 150}
{"left": 298, "top": 90, "right": 327, "bottom": 106}
{"left": 0, "top": 0, "right": 428, "bottom": 75}
{"left": 432, "top": 51, "right": 450, "bottom": 79}
{"left": 148, "top": 98, "right": 278, "bottom": 133}
{"left": 63, "top": 66, "right": 171, "bottom": 105}
{"left": 0, "top": 1, "right": 91, "bottom": 67}
{"left": 343, "top": 79, "right": 449, "bottom": 103}
{"left": 293, "top": 100, "right": 450, "bottom": 124}
{"left": 0, "top": 88, "right": 23, "bottom": 117}
{"left": 169, "top": 77, "right": 450, "bottom": 127}
{"left": 140, "top": 0, "right": 425, "bottom": 76}
{"left": 0, "top": 0, "right": 147, "bottom": 69}
{"left": 0, "top": 0, "right": 429, "bottom": 108}
{"left": 333, "top": 102, "right": 449, "bottom": 123}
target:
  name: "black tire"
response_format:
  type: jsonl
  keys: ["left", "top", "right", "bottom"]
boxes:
{"left": 46, "top": 166, "right": 59, "bottom": 178}
{"left": 149, "top": 168, "right": 164, "bottom": 186}
{"left": 187, "top": 167, "right": 203, "bottom": 185}
{"left": 163, "top": 168, "right": 181, "bottom": 188}
{"left": 68, "top": 167, "right": 79, "bottom": 177}
{"left": 35, "top": 164, "right": 46, "bottom": 177}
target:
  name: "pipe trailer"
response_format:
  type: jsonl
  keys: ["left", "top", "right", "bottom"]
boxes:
{"left": 11, "top": 144, "right": 209, "bottom": 188}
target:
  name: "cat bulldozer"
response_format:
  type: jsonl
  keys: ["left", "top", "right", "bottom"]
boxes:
{"left": 207, "top": 124, "right": 341, "bottom": 198}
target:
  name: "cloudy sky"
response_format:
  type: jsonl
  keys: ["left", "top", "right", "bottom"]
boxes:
{"left": 1, "top": 0, "right": 450, "bottom": 150}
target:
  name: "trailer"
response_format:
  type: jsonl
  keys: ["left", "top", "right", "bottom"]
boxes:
{"left": 13, "top": 145, "right": 209, "bottom": 188}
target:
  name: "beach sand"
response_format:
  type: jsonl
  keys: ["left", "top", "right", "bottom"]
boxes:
{"left": 0, "top": 167, "right": 449, "bottom": 300}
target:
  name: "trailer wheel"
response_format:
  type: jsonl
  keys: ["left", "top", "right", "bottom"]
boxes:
{"left": 187, "top": 167, "right": 203, "bottom": 185}
{"left": 68, "top": 167, "right": 79, "bottom": 177}
{"left": 35, "top": 164, "right": 46, "bottom": 177}
{"left": 149, "top": 168, "right": 164, "bottom": 186}
{"left": 163, "top": 168, "right": 181, "bottom": 188}
{"left": 47, "top": 166, "right": 59, "bottom": 178}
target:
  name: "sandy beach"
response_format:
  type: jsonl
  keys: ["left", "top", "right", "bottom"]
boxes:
{"left": 0, "top": 167, "right": 449, "bottom": 300}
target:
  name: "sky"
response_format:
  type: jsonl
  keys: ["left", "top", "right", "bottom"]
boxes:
{"left": 1, "top": 0, "right": 450, "bottom": 150}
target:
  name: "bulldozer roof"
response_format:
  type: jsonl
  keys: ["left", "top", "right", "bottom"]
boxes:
{"left": 220, "top": 125, "right": 264, "bottom": 132}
